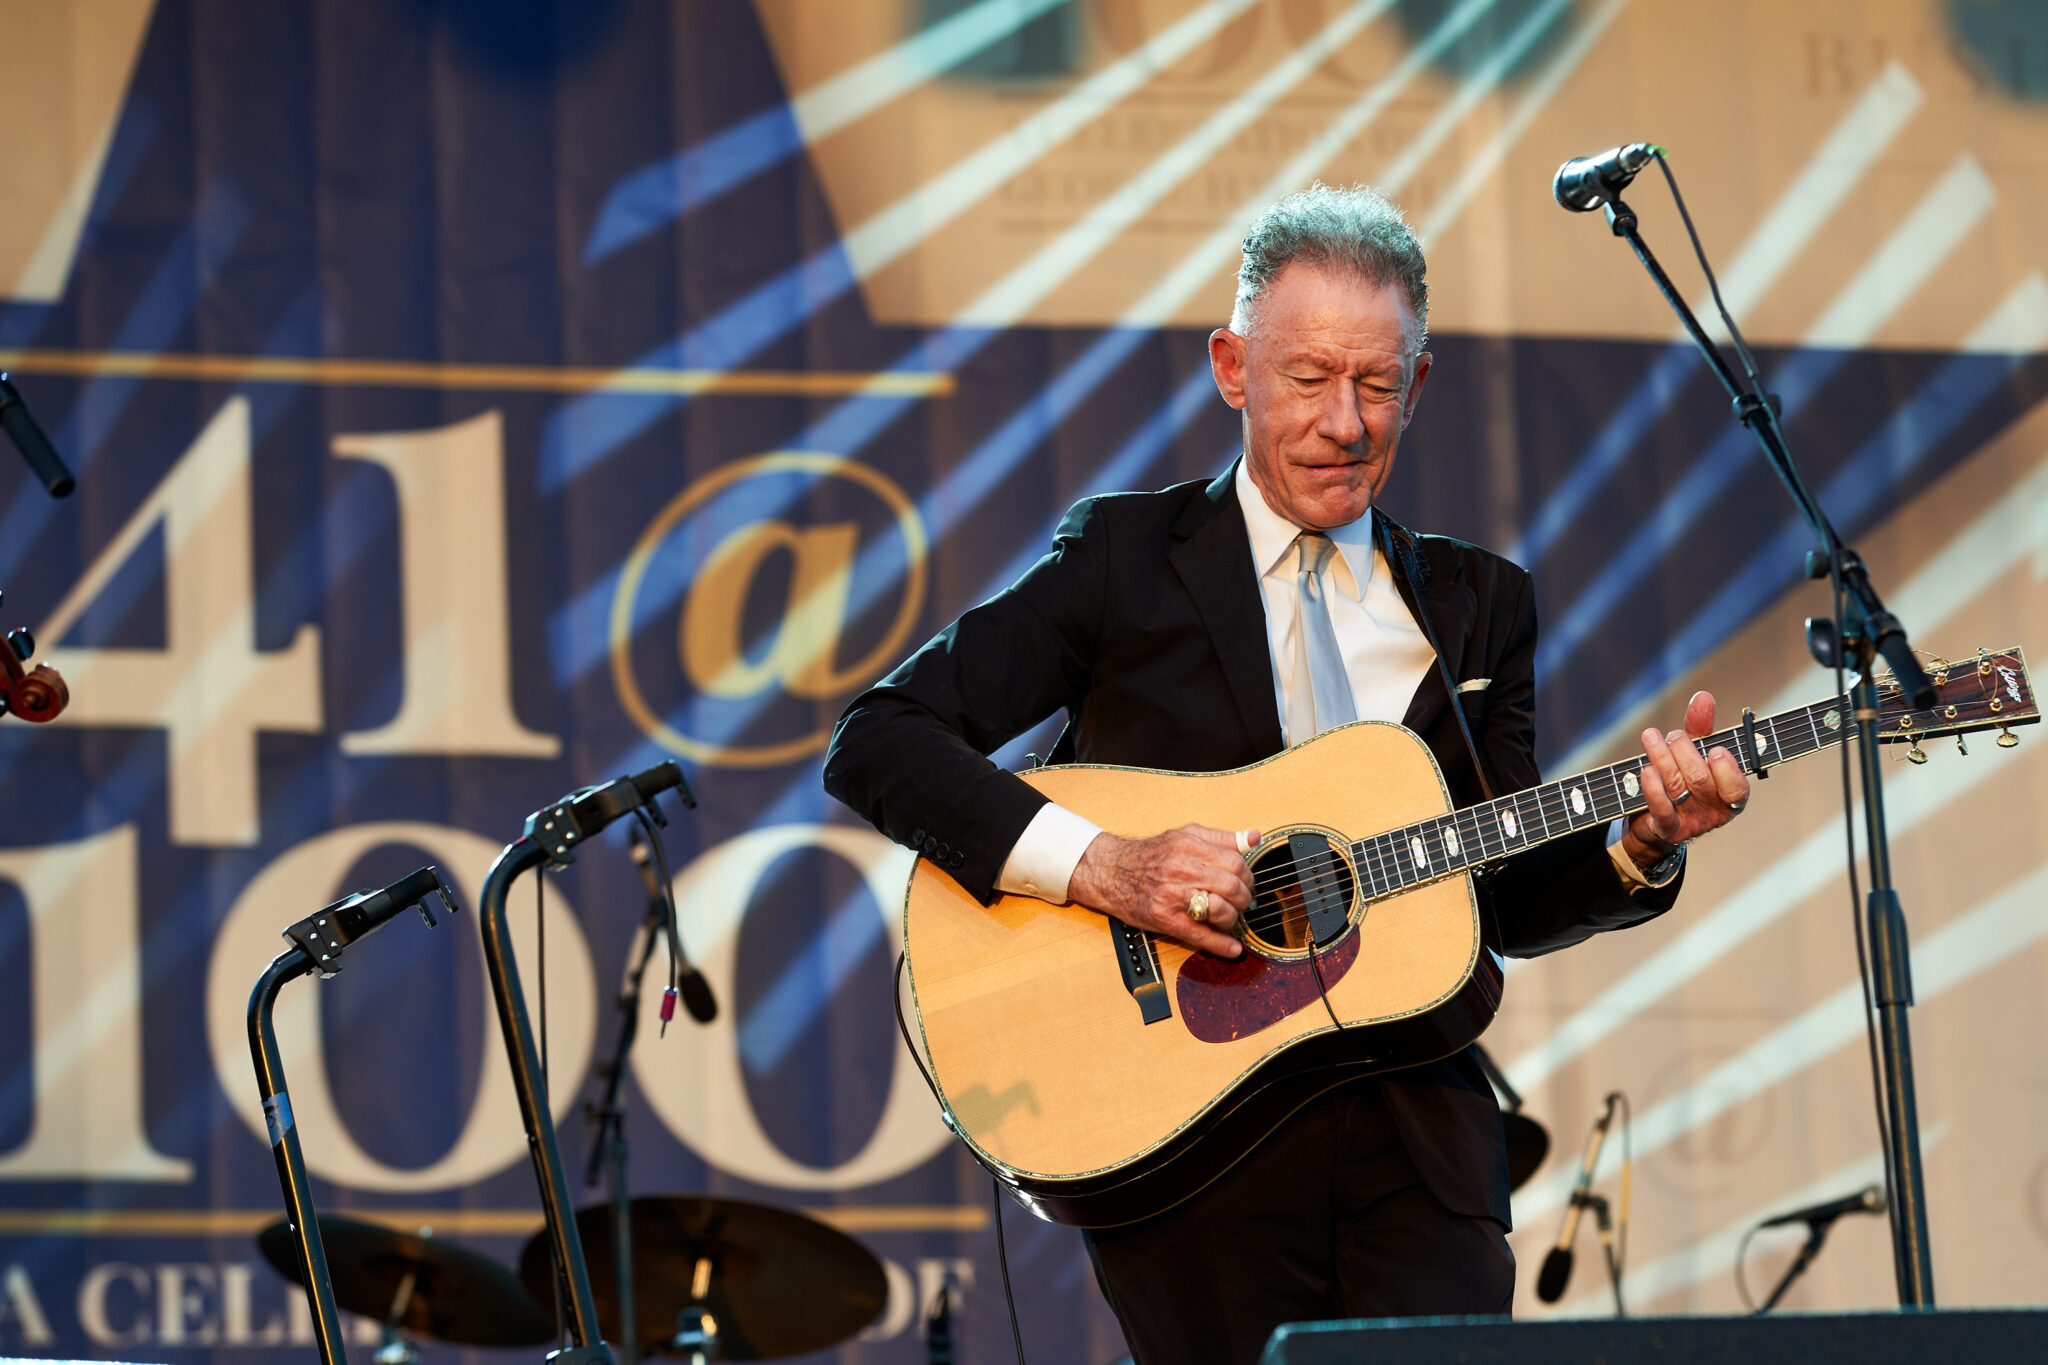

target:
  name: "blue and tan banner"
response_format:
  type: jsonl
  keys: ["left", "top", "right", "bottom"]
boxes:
{"left": 0, "top": 1, "right": 2042, "bottom": 1359}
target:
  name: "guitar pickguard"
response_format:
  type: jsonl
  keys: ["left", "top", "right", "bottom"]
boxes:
{"left": 1175, "top": 933, "right": 1360, "bottom": 1043}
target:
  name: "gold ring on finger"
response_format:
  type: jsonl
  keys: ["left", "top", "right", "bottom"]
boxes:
{"left": 1187, "top": 889, "right": 1211, "bottom": 922}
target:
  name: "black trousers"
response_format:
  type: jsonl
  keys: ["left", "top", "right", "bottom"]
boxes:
{"left": 1084, "top": 1080, "right": 1515, "bottom": 1365}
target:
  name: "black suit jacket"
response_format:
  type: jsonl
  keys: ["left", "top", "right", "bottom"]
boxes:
{"left": 824, "top": 465, "right": 1680, "bottom": 1226}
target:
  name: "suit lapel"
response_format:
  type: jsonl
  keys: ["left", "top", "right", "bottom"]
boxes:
{"left": 1378, "top": 511, "right": 1479, "bottom": 735}
{"left": 1168, "top": 465, "right": 1286, "bottom": 756}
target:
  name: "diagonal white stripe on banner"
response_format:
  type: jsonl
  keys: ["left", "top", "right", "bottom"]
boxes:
{"left": 1121, "top": 0, "right": 1592, "bottom": 329}
{"left": 838, "top": 0, "right": 1264, "bottom": 282}
{"left": 1515, "top": 861, "right": 2048, "bottom": 1229}
{"left": 1415, "top": 0, "right": 1631, "bottom": 243}
{"left": 952, "top": 0, "right": 1405, "bottom": 327}
{"left": 1959, "top": 271, "right": 2048, "bottom": 355}
{"left": 1800, "top": 154, "right": 1997, "bottom": 349}
{"left": 1691, "top": 61, "right": 1923, "bottom": 343}
{"left": 788, "top": 0, "right": 1074, "bottom": 144}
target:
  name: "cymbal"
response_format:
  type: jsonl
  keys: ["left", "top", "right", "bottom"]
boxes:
{"left": 520, "top": 1196, "right": 885, "bottom": 1360}
{"left": 258, "top": 1215, "right": 556, "bottom": 1348}
{"left": 1504, "top": 1110, "right": 1552, "bottom": 1191}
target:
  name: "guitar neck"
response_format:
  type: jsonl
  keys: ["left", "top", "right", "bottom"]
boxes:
{"left": 1351, "top": 695, "right": 1848, "bottom": 900}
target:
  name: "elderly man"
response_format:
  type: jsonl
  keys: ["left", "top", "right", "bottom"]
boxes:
{"left": 823, "top": 185, "right": 1748, "bottom": 1364}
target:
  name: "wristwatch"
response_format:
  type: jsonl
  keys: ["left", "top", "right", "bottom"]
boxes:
{"left": 1639, "top": 844, "right": 1686, "bottom": 887}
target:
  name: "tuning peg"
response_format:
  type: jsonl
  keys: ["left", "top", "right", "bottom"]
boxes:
{"left": 1906, "top": 743, "right": 1928, "bottom": 764}
{"left": 1956, "top": 734, "right": 1968, "bottom": 757}
{"left": 5, "top": 628, "right": 30, "bottom": 661}
{"left": 1998, "top": 727, "right": 2019, "bottom": 749}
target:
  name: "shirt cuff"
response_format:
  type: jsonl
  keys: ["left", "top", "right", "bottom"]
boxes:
{"left": 996, "top": 803, "right": 1104, "bottom": 904}
{"left": 1607, "top": 818, "right": 1684, "bottom": 890}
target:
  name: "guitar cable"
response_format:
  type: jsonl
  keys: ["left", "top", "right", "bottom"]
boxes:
{"left": 895, "top": 952, "right": 1028, "bottom": 1364}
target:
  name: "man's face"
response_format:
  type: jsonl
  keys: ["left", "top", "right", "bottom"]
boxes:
{"left": 1208, "top": 262, "right": 1432, "bottom": 530}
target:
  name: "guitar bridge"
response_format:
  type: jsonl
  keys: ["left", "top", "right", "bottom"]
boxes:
{"left": 1111, "top": 920, "right": 1171, "bottom": 1025}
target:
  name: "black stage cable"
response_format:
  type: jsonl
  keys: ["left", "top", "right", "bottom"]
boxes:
{"left": 1832, "top": 571, "right": 1901, "bottom": 1247}
{"left": 538, "top": 867, "right": 549, "bottom": 1095}
{"left": 893, "top": 952, "right": 942, "bottom": 1105}
{"left": 1653, "top": 152, "right": 1899, "bottom": 1225}
{"left": 895, "top": 954, "right": 1027, "bottom": 1361}
{"left": 1615, "top": 1090, "right": 1633, "bottom": 1296}
{"left": 990, "top": 1177, "right": 1027, "bottom": 1365}
{"left": 1652, "top": 152, "right": 1769, "bottom": 395}
{"left": 1306, "top": 934, "right": 1344, "bottom": 1033}
{"left": 1734, "top": 1220, "right": 1763, "bottom": 1313}
{"left": 631, "top": 806, "right": 688, "bottom": 1034}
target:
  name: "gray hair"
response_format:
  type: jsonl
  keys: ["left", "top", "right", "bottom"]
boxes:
{"left": 1230, "top": 183, "right": 1429, "bottom": 347}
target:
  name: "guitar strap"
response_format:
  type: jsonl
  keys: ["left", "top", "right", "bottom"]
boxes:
{"left": 1377, "top": 511, "right": 1499, "bottom": 803}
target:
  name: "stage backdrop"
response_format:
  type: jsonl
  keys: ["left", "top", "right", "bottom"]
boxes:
{"left": 1, "top": 1, "right": 2044, "bottom": 1359}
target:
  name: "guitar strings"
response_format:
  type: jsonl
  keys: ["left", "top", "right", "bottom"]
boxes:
{"left": 1233, "top": 702, "right": 1857, "bottom": 931}
{"left": 1240, "top": 694, "right": 1853, "bottom": 901}
{"left": 1241, "top": 687, "right": 1929, "bottom": 905}
{"left": 1226, "top": 677, "right": 1960, "bottom": 936}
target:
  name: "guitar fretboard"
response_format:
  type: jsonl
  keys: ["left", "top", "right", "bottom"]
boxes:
{"left": 1347, "top": 696, "right": 1849, "bottom": 902}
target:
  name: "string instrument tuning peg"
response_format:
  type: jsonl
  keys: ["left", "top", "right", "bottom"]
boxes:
{"left": 1956, "top": 734, "right": 1968, "bottom": 757}
{"left": 1998, "top": 726, "right": 2019, "bottom": 749}
{"left": 1906, "top": 743, "right": 1928, "bottom": 765}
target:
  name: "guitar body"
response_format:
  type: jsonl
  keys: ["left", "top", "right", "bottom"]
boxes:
{"left": 903, "top": 722, "right": 1504, "bottom": 1229}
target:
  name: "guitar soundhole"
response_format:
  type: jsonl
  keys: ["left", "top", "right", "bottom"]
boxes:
{"left": 1240, "top": 827, "right": 1360, "bottom": 959}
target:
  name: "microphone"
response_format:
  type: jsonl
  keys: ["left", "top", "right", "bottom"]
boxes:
{"left": 1553, "top": 142, "right": 1661, "bottom": 212}
{"left": 1759, "top": 1184, "right": 1885, "bottom": 1231}
{"left": 629, "top": 823, "right": 716, "bottom": 1024}
{"left": 0, "top": 375, "right": 75, "bottom": 498}
{"left": 1536, "top": 1092, "right": 1619, "bottom": 1303}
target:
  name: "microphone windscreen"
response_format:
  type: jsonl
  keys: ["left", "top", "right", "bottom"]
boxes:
{"left": 679, "top": 970, "right": 718, "bottom": 1023}
{"left": 1535, "top": 1247, "right": 1574, "bottom": 1303}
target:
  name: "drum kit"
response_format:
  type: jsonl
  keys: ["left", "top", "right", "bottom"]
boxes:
{"left": 257, "top": 1201, "right": 887, "bottom": 1363}
{"left": 244, "top": 763, "right": 897, "bottom": 1364}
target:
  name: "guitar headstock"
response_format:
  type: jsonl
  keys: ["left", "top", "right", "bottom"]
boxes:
{"left": 1875, "top": 646, "right": 2037, "bottom": 762}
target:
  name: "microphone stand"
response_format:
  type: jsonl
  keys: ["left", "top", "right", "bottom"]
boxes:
{"left": 581, "top": 843, "right": 669, "bottom": 1365}
{"left": 246, "top": 868, "right": 459, "bottom": 1365}
{"left": 478, "top": 761, "right": 693, "bottom": 1365}
{"left": 1579, "top": 1193, "right": 1625, "bottom": 1317}
{"left": 1596, "top": 190, "right": 1937, "bottom": 1307}
{"left": 1758, "top": 1217, "right": 1840, "bottom": 1315}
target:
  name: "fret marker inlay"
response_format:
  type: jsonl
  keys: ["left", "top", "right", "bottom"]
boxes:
{"left": 1410, "top": 836, "right": 1428, "bottom": 870}
{"left": 1442, "top": 828, "right": 1460, "bottom": 857}
{"left": 1500, "top": 810, "right": 1518, "bottom": 839}
{"left": 1623, "top": 771, "right": 1641, "bottom": 798}
{"left": 1569, "top": 787, "right": 1587, "bottom": 816}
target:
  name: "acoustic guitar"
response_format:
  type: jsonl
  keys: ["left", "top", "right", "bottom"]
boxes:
{"left": 901, "top": 648, "right": 2037, "bottom": 1228}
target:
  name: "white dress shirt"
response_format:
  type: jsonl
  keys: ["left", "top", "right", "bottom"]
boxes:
{"left": 994, "top": 464, "right": 1673, "bottom": 901}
